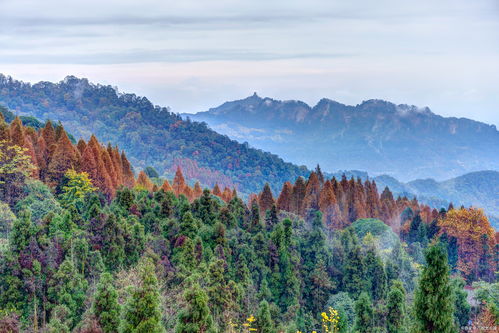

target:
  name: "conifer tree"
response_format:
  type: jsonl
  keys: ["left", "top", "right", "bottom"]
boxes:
{"left": 414, "top": 244, "right": 455, "bottom": 333}
{"left": 212, "top": 183, "right": 222, "bottom": 198}
{"left": 175, "top": 283, "right": 216, "bottom": 333}
{"left": 161, "top": 179, "right": 174, "bottom": 193}
{"left": 193, "top": 181, "right": 203, "bottom": 199}
{"left": 319, "top": 180, "right": 341, "bottom": 228}
{"left": 291, "top": 176, "right": 306, "bottom": 216}
{"left": 354, "top": 292, "right": 374, "bottom": 333}
{"left": 173, "top": 167, "right": 186, "bottom": 196}
{"left": 136, "top": 171, "right": 154, "bottom": 192}
{"left": 259, "top": 183, "right": 275, "bottom": 216}
{"left": 276, "top": 181, "right": 292, "bottom": 212}
{"left": 93, "top": 272, "right": 121, "bottom": 333}
{"left": 256, "top": 300, "right": 275, "bottom": 333}
{"left": 303, "top": 172, "right": 320, "bottom": 213}
{"left": 386, "top": 280, "right": 406, "bottom": 333}
{"left": 47, "top": 130, "right": 80, "bottom": 186}
{"left": 122, "top": 259, "right": 164, "bottom": 333}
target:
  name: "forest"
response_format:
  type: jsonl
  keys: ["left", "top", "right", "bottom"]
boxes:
{"left": 0, "top": 111, "right": 498, "bottom": 332}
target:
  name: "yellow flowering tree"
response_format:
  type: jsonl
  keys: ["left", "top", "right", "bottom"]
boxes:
{"left": 60, "top": 169, "right": 96, "bottom": 208}
{"left": 0, "top": 140, "right": 36, "bottom": 204}
{"left": 321, "top": 307, "right": 340, "bottom": 333}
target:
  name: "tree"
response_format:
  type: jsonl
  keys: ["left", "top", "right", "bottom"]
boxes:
{"left": 144, "top": 166, "right": 159, "bottom": 179}
{"left": 258, "top": 183, "right": 275, "bottom": 216}
{"left": 46, "top": 130, "right": 80, "bottom": 186}
{"left": 438, "top": 208, "right": 495, "bottom": 281}
{"left": 354, "top": 292, "right": 374, "bottom": 333}
{"left": 59, "top": 169, "right": 96, "bottom": 208}
{"left": 173, "top": 167, "right": 186, "bottom": 196}
{"left": 450, "top": 277, "right": 470, "bottom": 328}
{"left": 93, "top": 272, "right": 121, "bottom": 333}
{"left": 414, "top": 244, "right": 456, "bottom": 333}
{"left": 386, "top": 280, "right": 406, "bottom": 333}
{"left": 256, "top": 300, "right": 275, "bottom": 333}
{"left": 0, "top": 140, "right": 35, "bottom": 204}
{"left": 175, "top": 283, "right": 216, "bottom": 333}
{"left": 122, "top": 259, "right": 164, "bottom": 333}
{"left": 47, "top": 258, "right": 88, "bottom": 328}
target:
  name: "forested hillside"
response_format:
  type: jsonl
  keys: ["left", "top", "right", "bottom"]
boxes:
{"left": 0, "top": 110, "right": 497, "bottom": 332}
{"left": 0, "top": 74, "right": 309, "bottom": 196}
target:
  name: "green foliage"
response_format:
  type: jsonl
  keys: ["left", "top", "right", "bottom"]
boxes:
{"left": 175, "top": 283, "right": 216, "bottom": 333}
{"left": 414, "top": 244, "right": 456, "bottom": 333}
{"left": 351, "top": 218, "right": 399, "bottom": 250}
{"left": 93, "top": 272, "right": 121, "bottom": 333}
{"left": 354, "top": 292, "right": 374, "bottom": 333}
{"left": 386, "top": 280, "right": 407, "bottom": 333}
{"left": 15, "top": 179, "right": 61, "bottom": 223}
{"left": 122, "top": 259, "right": 164, "bottom": 333}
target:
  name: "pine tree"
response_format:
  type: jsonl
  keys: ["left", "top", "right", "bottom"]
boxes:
{"left": 276, "top": 181, "right": 292, "bottom": 212}
{"left": 290, "top": 176, "right": 306, "bottom": 216}
{"left": 259, "top": 183, "right": 275, "bottom": 216}
{"left": 93, "top": 272, "right": 121, "bottom": 333}
{"left": 386, "top": 280, "right": 406, "bottom": 333}
{"left": 303, "top": 172, "right": 321, "bottom": 213}
{"left": 319, "top": 180, "right": 341, "bottom": 228}
{"left": 354, "top": 292, "right": 374, "bottom": 333}
{"left": 175, "top": 283, "right": 216, "bottom": 333}
{"left": 414, "top": 244, "right": 455, "bottom": 333}
{"left": 136, "top": 171, "right": 154, "bottom": 192}
{"left": 160, "top": 179, "right": 173, "bottom": 193}
{"left": 173, "top": 167, "right": 186, "bottom": 196}
{"left": 122, "top": 259, "right": 164, "bottom": 333}
{"left": 47, "top": 130, "right": 80, "bottom": 186}
{"left": 256, "top": 300, "right": 275, "bottom": 333}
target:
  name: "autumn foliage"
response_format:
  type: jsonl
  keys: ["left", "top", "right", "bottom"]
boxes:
{"left": 1, "top": 117, "right": 135, "bottom": 198}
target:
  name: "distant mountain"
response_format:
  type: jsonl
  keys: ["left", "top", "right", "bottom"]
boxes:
{"left": 186, "top": 94, "right": 499, "bottom": 181}
{"left": 373, "top": 171, "right": 499, "bottom": 228}
{"left": 0, "top": 75, "right": 308, "bottom": 196}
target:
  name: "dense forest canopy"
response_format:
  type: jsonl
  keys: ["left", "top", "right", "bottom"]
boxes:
{"left": 0, "top": 74, "right": 309, "bottom": 196}
{"left": 0, "top": 107, "right": 497, "bottom": 332}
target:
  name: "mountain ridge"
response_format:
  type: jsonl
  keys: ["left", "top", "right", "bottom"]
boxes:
{"left": 187, "top": 94, "right": 499, "bottom": 181}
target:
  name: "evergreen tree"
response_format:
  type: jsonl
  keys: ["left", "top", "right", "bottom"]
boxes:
{"left": 414, "top": 244, "right": 456, "bottom": 333}
{"left": 386, "top": 280, "right": 406, "bottom": 333}
{"left": 93, "top": 272, "right": 121, "bottom": 333}
{"left": 122, "top": 259, "right": 164, "bottom": 333}
{"left": 256, "top": 300, "right": 275, "bottom": 333}
{"left": 354, "top": 292, "right": 374, "bottom": 333}
{"left": 175, "top": 283, "right": 216, "bottom": 333}
{"left": 451, "top": 277, "right": 470, "bottom": 328}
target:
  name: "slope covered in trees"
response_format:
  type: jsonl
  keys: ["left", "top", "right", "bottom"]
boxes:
{"left": 0, "top": 74, "right": 308, "bottom": 196}
{"left": 2, "top": 127, "right": 497, "bottom": 332}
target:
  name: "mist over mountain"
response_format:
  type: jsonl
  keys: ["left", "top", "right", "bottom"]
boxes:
{"left": 0, "top": 74, "right": 308, "bottom": 196}
{"left": 187, "top": 94, "right": 499, "bottom": 181}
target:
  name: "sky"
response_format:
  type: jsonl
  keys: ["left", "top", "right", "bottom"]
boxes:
{"left": 1, "top": 0, "right": 499, "bottom": 126}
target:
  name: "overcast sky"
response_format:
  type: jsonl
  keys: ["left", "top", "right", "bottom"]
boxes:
{"left": 1, "top": 0, "right": 498, "bottom": 126}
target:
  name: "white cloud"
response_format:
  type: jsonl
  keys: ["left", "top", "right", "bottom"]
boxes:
{"left": 0, "top": 0, "right": 498, "bottom": 125}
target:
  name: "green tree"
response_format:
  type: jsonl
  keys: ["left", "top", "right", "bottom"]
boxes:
{"left": 386, "top": 280, "right": 406, "bottom": 333}
{"left": 451, "top": 277, "right": 470, "bottom": 328}
{"left": 175, "top": 283, "right": 216, "bottom": 333}
{"left": 122, "top": 259, "right": 164, "bottom": 333}
{"left": 256, "top": 300, "right": 275, "bottom": 333}
{"left": 93, "top": 272, "right": 121, "bottom": 333}
{"left": 414, "top": 244, "right": 456, "bottom": 333}
{"left": 47, "top": 258, "right": 88, "bottom": 328}
{"left": 354, "top": 292, "right": 374, "bottom": 333}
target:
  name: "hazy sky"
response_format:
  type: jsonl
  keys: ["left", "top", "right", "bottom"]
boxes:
{"left": 1, "top": 0, "right": 499, "bottom": 126}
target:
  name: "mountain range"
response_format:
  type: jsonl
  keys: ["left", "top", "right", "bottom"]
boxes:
{"left": 0, "top": 74, "right": 497, "bottom": 226}
{"left": 186, "top": 93, "right": 499, "bottom": 181}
